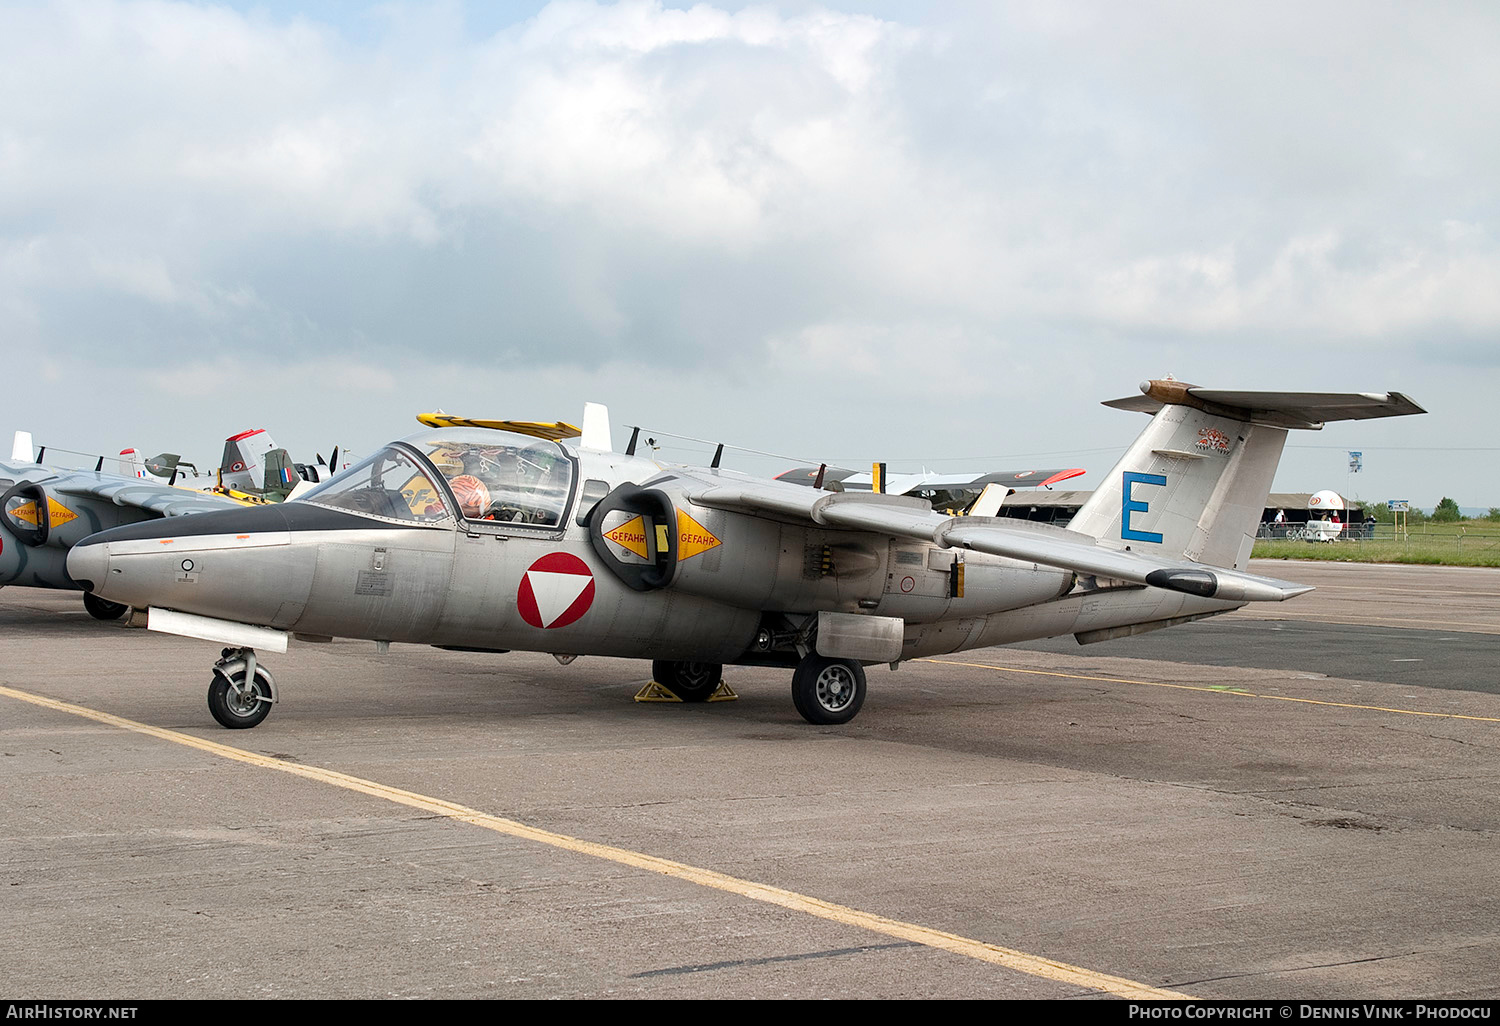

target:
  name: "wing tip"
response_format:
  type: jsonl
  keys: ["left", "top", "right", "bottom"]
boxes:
{"left": 1038, "top": 468, "right": 1086, "bottom": 488}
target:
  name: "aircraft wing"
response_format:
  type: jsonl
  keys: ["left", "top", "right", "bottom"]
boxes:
{"left": 775, "top": 466, "right": 1085, "bottom": 493}
{"left": 886, "top": 468, "right": 1085, "bottom": 492}
{"left": 673, "top": 468, "right": 1309, "bottom": 603}
{"left": 55, "top": 478, "right": 245, "bottom": 518}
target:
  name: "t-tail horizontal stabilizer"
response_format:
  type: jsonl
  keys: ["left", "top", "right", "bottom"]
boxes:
{"left": 1101, "top": 380, "right": 1426, "bottom": 429}
{"left": 1072, "top": 378, "right": 1425, "bottom": 580}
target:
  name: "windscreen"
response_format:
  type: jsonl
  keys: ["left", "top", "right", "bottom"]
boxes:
{"left": 297, "top": 447, "right": 452, "bottom": 524}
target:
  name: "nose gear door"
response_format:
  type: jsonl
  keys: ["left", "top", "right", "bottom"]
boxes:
{"left": 587, "top": 484, "right": 678, "bottom": 591}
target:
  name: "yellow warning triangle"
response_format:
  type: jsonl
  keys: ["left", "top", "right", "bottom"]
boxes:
{"left": 677, "top": 510, "right": 721, "bottom": 560}
{"left": 8, "top": 497, "right": 78, "bottom": 529}
{"left": 604, "top": 515, "right": 650, "bottom": 558}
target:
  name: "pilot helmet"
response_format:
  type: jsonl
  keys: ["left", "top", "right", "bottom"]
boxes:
{"left": 448, "top": 474, "right": 491, "bottom": 519}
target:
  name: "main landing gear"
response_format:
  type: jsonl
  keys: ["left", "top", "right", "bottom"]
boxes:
{"left": 651, "top": 660, "right": 725, "bottom": 702}
{"left": 791, "top": 654, "right": 866, "bottom": 725}
{"left": 207, "top": 647, "right": 277, "bottom": 729}
{"left": 651, "top": 655, "right": 867, "bottom": 724}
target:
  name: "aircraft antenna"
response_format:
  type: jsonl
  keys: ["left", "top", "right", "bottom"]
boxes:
{"left": 620, "top": 425, "right": 827, "bottom": 467}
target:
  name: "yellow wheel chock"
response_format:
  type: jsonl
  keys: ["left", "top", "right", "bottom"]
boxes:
{"left": 634, "top": 681, "right": 739, "bottom": 703}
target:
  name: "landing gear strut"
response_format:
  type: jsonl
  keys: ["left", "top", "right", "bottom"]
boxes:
{"left": 207, "top": 647, "right": 276, "bottom": 729}
{"left": 791, "top": 654, "right": 866, "bottom": 725}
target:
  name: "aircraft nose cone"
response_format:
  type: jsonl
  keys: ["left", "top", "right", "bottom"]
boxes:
{"left": 66, "top": 537, "right": 109, "bottom": 595}
{"left": 61, "top": 502, "right": 320, "bottom": 626}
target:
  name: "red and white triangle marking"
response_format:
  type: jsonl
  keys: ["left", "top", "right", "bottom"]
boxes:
{"left": 517, "top": 552, "right": 595, "bottom": 629}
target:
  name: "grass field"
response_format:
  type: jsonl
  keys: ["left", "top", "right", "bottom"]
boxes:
{"left": 1252, "top": 522, "right": 1500, "bottom": 567}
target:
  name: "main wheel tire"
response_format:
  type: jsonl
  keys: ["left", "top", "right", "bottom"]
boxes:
{"left": 83, "top": 593, "right": 128, "bottom": 621}
{"left": 651, "top": 660, "right": 723, "bottom": 702}
{"left": 207, "top": 668, "right": 273, "bottom": 729}
{"left": 790, "top": 673, "right": 813, "bottom": 722}
{"left": 791, "top": 656, "right": 866, "bottom": 725}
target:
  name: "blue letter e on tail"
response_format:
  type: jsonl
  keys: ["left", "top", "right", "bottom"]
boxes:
{"left": 1121, "top": 472, "right": 1166, "bottom": 543}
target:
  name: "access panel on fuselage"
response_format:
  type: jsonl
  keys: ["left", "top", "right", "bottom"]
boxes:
{"left": 878, "top": 540, "right": 953, "bottom": 622}
{"left": 299, "top": 531, "right": 456, "bottom": 643}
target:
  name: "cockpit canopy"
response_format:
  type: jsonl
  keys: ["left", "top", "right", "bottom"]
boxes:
{"left": 296, "top": 447, "right": 453, "bottom": 524}
{"left": 296, "top": 430, "right": 577, "bottom": 529}
{"left": 408, "top": 431, "right": 575, "bottom": 527}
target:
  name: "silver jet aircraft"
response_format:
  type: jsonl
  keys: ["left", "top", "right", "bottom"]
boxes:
{"left": 67, "top": 381, "right": 1424, "bottom": 729}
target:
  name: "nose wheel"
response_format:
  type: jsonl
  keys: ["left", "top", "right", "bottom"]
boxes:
{"left": 791, "top": 655, "right": 866, "bottom": 725}
{"left": 207, "top": 648, "right": 277, "bottom": 729}
{"left": 82, "top": 593, "right": 128, "bottom": 622}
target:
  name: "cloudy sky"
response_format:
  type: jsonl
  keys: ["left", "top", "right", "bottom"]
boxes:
{"left": 3, "top": 0, "right": 1496, "bottom": 509}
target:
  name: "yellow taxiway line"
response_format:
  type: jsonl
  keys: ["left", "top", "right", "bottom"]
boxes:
{"left": 1233, "top": 610, "right": 1500, "bottom": 633}
{"left": 0, "top": 682, "right": 1191, "bottom": 1001}
{"left": 921, "top": 659, "right": 1500, "bottom": 724}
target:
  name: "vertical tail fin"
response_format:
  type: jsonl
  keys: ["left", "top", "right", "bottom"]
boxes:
{"left": 117, "top": 447, "right": 146, "bottom": 478}
{"left": 966, "top": 483, "right": 1012, "bottom": 518}
{"left": 261, "top": 449, "right": 297, "bottom": 501}
{"left": 1069, "top": 381, "right": 1425, "bottom": 572}
{"left": 220, "top": 428, "right": 274, "bottom": 492}
{"left": 1070, "top": 404, "right": 1283, "bottom": 572}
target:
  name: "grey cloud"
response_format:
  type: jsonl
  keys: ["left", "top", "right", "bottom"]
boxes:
{"left": 1, "top": 0, "right": 1496, "bottom": 506}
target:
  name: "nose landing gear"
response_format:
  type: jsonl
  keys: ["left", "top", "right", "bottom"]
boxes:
{"left": 82, "top": 593, "right": 128, "bottom": 622}
{"left": 207, "top": 647, "right": 277, "bottom": 729}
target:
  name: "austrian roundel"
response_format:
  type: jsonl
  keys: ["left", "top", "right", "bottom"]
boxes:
{"left": 517, "top": 552, "right": 596, "bottom": 629}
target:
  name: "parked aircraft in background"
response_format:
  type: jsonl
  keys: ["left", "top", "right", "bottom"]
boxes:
{"left": 32, "top": 429, "right": 347, "bottom": 501}
{"left": 2, "top": 429, "right": 348, "bottom": 617}
{"left": 214, "top": 428, "right": 345, "bottom": 501}
{"left": 776, "top": 464, "right": 1086, "bottom": 515}
{"left": 776, "top": 465, "right": 1085, "bottom": 493}
{"left": 2, "top": 440, "right": 241, "bottom": 619}
{"left": 68, "top": 381, "right": 1424, "bottom": 729}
